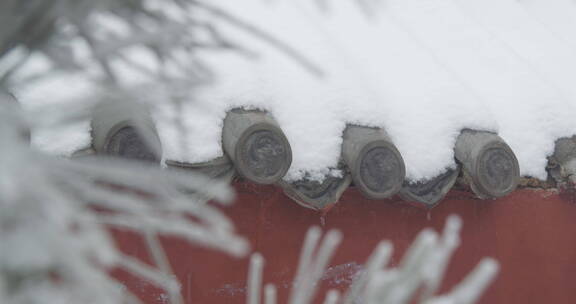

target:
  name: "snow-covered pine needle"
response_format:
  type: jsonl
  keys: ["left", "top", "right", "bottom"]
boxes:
{"left": 425, "top": 258, "right": 499, "bottom": 304}
{"left": 144, "top": 231, "right": 183, "bottom": 304}
{"left": 419, "top": 215, "right": 462, "bottom": 302}
{"left": 253, "top": 215, "right": 498, "bottom": 304}
{"left": 264, "top": 284, "right": 277, "bottom": 304}
{"left": 323, "top": 289, "right": 341, "bottom": 304}
{"left": 0, "top": 95, "right": 248, "bottom": 304}
{"left": 289, "top": 228, "right": 342, "bottom": 304}
{"left": 248, "top": 253, "right": 265, "bottom": 304}
{"left": 342, "top": 240, "right": 393, "bottom": 304}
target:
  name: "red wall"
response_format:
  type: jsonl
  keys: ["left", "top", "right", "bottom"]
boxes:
{"left": 113, "top": 183, "right": 576, "bottom": 304}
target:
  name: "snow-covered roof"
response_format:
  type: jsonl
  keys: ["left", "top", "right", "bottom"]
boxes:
{"left": 15, "top": 0, "right": 576, "bottom": 195}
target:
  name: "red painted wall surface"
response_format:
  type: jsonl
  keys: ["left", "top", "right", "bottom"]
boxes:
{"left": 113, "top": 183, "right": 576, "bottom": 304}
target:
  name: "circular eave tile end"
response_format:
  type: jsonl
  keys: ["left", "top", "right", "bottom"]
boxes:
{"left": 353, "top": 141, "right": 406, "bottom": 200}
{"left": 235, "top": 123, "right": 292, "bottom": 184}
{"left": 104, "top": 125, "right": 160, "bottom": 163}
{"left": 472, "top": 143, "right": 520, "bottom": 198}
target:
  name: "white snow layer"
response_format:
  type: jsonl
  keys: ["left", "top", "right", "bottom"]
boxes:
{"left": 16, "top": 0, "right": 576, "bottom": 182}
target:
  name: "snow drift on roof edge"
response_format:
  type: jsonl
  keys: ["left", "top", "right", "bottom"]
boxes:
{"left": 14, "top": 0, "right": 576, "bottom": 182}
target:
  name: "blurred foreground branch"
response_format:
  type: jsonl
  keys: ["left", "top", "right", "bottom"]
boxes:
{"left": 248, "top": 215, "right": 498, "bottom": 304}
{"left": 0, "top": 94, "right": 248, "bottom": 303}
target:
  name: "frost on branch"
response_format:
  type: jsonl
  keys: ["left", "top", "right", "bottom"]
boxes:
{"left": 247, "top": 215, "right": 498, "bottom": 304}
{"left": 0, "top": 0, "right": 324, "bottom": 90}
{"left": 0, "top": 1, "right": 334, "bottom": 303}
{"left": 1, "top": 0, "right": 328, "bottom": 163}
{"left": 0, "top": 92, "right": 248, "bottom": 304}
{"left": 0, "top": 1, "right": 269, "bottom": 302}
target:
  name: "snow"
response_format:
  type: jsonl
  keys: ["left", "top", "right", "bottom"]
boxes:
{"left": 15, "top": 0, "right": 576, "bottom": 182}
{"left": 14, "top": 54, "right": 95, "bottom": 156}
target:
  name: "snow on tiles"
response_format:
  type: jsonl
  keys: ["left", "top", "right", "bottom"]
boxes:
{"left": 14, "top": 0, "right": 576, "bottom": 184}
